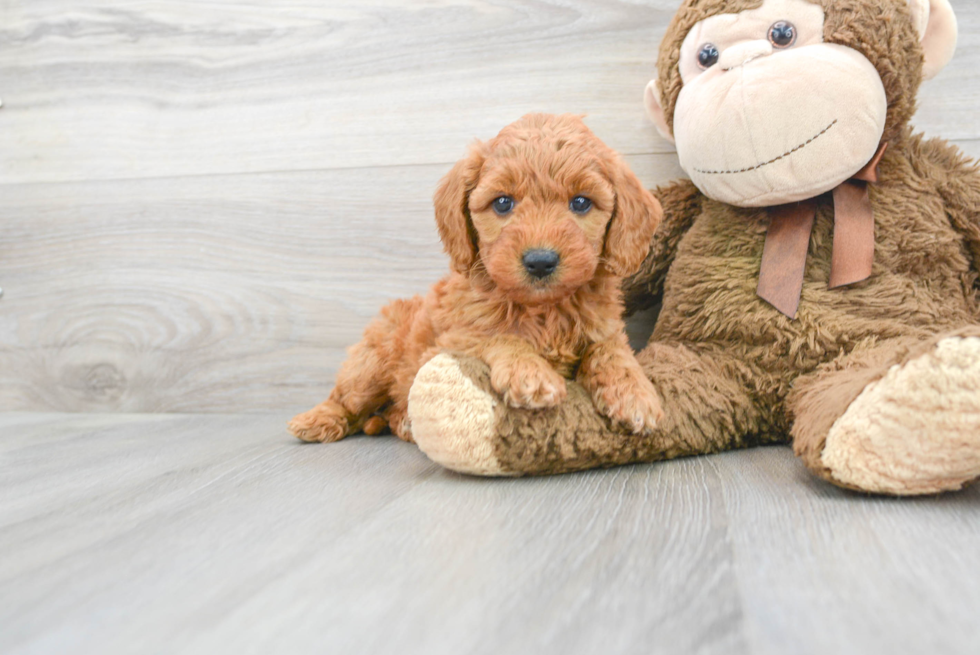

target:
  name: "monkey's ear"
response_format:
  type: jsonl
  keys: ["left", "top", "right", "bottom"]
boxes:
{"left": 643, "top": 79, "right": 674, "bottom": 144}
{"left": 433, "top": 143, "right": 486, "bottom": 274}
{"left": 908, "top": 0, "right": 958, "bottom": 80}
{"left": 603, "top": 155, "right": 663, "bottom": 278}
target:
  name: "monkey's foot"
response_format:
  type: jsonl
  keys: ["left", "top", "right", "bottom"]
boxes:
{"left": 822, "top": 336, "right": 980, "bottom": 495}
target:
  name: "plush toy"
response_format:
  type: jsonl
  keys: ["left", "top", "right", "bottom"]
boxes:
{"left": 406, "top": 0, "right": 980, "bottom": 496}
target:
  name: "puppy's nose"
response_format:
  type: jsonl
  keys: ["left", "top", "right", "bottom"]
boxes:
{"left": 523, "top": 249, "right": 560, "bottom": 279}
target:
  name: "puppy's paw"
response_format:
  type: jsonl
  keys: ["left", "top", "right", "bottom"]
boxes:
{"left": 288, "top": 402, "right": 350, "bottom": 443}
{"left": 491, "top": 356, "right": 567, "bottom": 409}
{"left": 593, "top": 376, "right": 664, "bottom": 435}
{"left": 385, "top": 409, "right": 415, "bottom": 444}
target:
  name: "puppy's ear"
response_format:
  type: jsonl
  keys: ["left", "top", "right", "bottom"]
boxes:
{"left": 434, "top": 142, "right": 487, "bottom": 274}
{"left": 602, "top": 154, "right": 662, "bottom": 277}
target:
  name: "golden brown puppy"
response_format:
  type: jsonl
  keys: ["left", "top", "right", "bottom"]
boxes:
{"left": 288, "top": 114, "right": 663, "bottom": 444}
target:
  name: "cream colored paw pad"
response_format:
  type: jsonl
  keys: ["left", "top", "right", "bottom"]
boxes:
{"left": 822, "top": 337, "right": 980, "bottom": 495}
{"left": 408, "top": 354, "right": 511, "bottom": 476}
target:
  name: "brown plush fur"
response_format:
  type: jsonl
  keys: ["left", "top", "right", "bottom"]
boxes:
{"left": 288, "top": 114, "right": 663, "bottom": 443}
{"left": 449, "top": 128, "right": 980, "bottom": 480}
{"left": 789, "top": 326, "right": 980, "bottom": 489}
{"left": 409, "top": 1, "right": 980, "bottom": 493}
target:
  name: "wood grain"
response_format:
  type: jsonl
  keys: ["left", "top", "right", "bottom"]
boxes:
{"left": 713, "top": 450, "right": 980, "bottom": 655}
{"left": 0, "top": 155, "right": 683, "bottom": 412}
{"left": 0, "top": 1, "right": 977, "bottom": 184}
{"left": 1, "top": 413, "right": 978, "bottom": 654}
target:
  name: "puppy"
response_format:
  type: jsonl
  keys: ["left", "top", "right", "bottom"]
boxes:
{"left": 289, "top": 113, "right": 664, "bottom": 444}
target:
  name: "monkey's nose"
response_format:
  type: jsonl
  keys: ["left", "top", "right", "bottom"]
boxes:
{"left": 719, "top": 40, "right": 773, "bottom": 70}
{"left": 523, "top": 249, "right": 560, "bottom": 279}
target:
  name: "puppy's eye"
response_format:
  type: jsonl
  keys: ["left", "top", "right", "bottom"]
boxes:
{"left": 492, "top": 196, "right": 515, "bottom": 216}
{"left": 697, "top": 43, "right": 720, "bottom": 69}
{"left": 570, "top": 196, "right": 593, "bottom": 215}
{"left": 768, "top": 21, "right": 796, "bottom": 48}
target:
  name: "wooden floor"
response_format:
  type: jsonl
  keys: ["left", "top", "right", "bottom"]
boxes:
{"left": 3, "top": 2, "right": 980, "bottom": 653}
{"left": 2, "top": 413, "right": 979, "bottom": 655}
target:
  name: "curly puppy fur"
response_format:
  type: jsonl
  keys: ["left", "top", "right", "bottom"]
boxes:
{"left": 288, "top": 114, "right": 663, "bottom": 443}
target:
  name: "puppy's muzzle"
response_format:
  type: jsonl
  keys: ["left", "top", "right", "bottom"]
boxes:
{"left": 523, "top": 249, "right": 560, "bottom": 279}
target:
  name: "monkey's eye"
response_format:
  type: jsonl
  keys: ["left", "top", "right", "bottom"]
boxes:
{"left": 697, "top": 43, "right": 720, "bottom": 69}
{"left": 768, "top": 21, "right": 796, "bottom": 48}
{"left": 492, "top": 196, "right": 515, "bottom": 216}
{"left": 570, "top": 196, "right": 593, "bottom": 215}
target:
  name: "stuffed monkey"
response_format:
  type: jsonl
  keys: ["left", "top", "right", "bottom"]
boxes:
{"left": 407, "top": 0, "right": 980, "bottom": 496}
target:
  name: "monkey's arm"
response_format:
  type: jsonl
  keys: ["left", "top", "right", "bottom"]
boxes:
{"left": 923, "top": 138, "right": 980, "bottom": 282}
{"left": 622, "top": 179, "right": 703, "bottom": 315}
{"left": 436, "top": 331, "right": 567, "bottom": 409}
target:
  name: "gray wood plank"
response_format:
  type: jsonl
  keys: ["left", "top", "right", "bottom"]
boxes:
{"left": 0, "top": 0, "right": 687, "bottom": 183}
{"left": 0, "top": 414, "right": 440, "bottom": 653}
{"left": 0, "top": 154, "right": 684, "bottom": 413}
{"left": 713, "top": 449, "right": 980, "bottom": 655}
{"left": 180, "top": 458, "right": 745, "bottom": 655}
{"left": 2, "top": 414, "right": 979, "bottom": 654}
{"left": 0, "top": 413, "right": 746, "bottom": 655}
{"left": 0, "top": 0, "right": 976, "bottom": 184}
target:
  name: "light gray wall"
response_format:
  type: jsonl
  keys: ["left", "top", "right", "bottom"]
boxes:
{"left": 1, "top": 1, "right": 978, "bottom": 413}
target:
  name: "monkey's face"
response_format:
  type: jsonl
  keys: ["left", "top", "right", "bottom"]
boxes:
{"left": 674, "top": 0, "right": 888, "bottom": 207}
{"left": 671, "top": 0, "right": 888, "bottom": 207}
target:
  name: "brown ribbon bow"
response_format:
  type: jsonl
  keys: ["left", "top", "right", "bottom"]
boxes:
{"left": 757, "top": 143, "right": 888, "bottom": 318}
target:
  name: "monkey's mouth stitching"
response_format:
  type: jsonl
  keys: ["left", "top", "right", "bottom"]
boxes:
{"left": 693, "top": 119, "right": 838, "bottom": 176}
